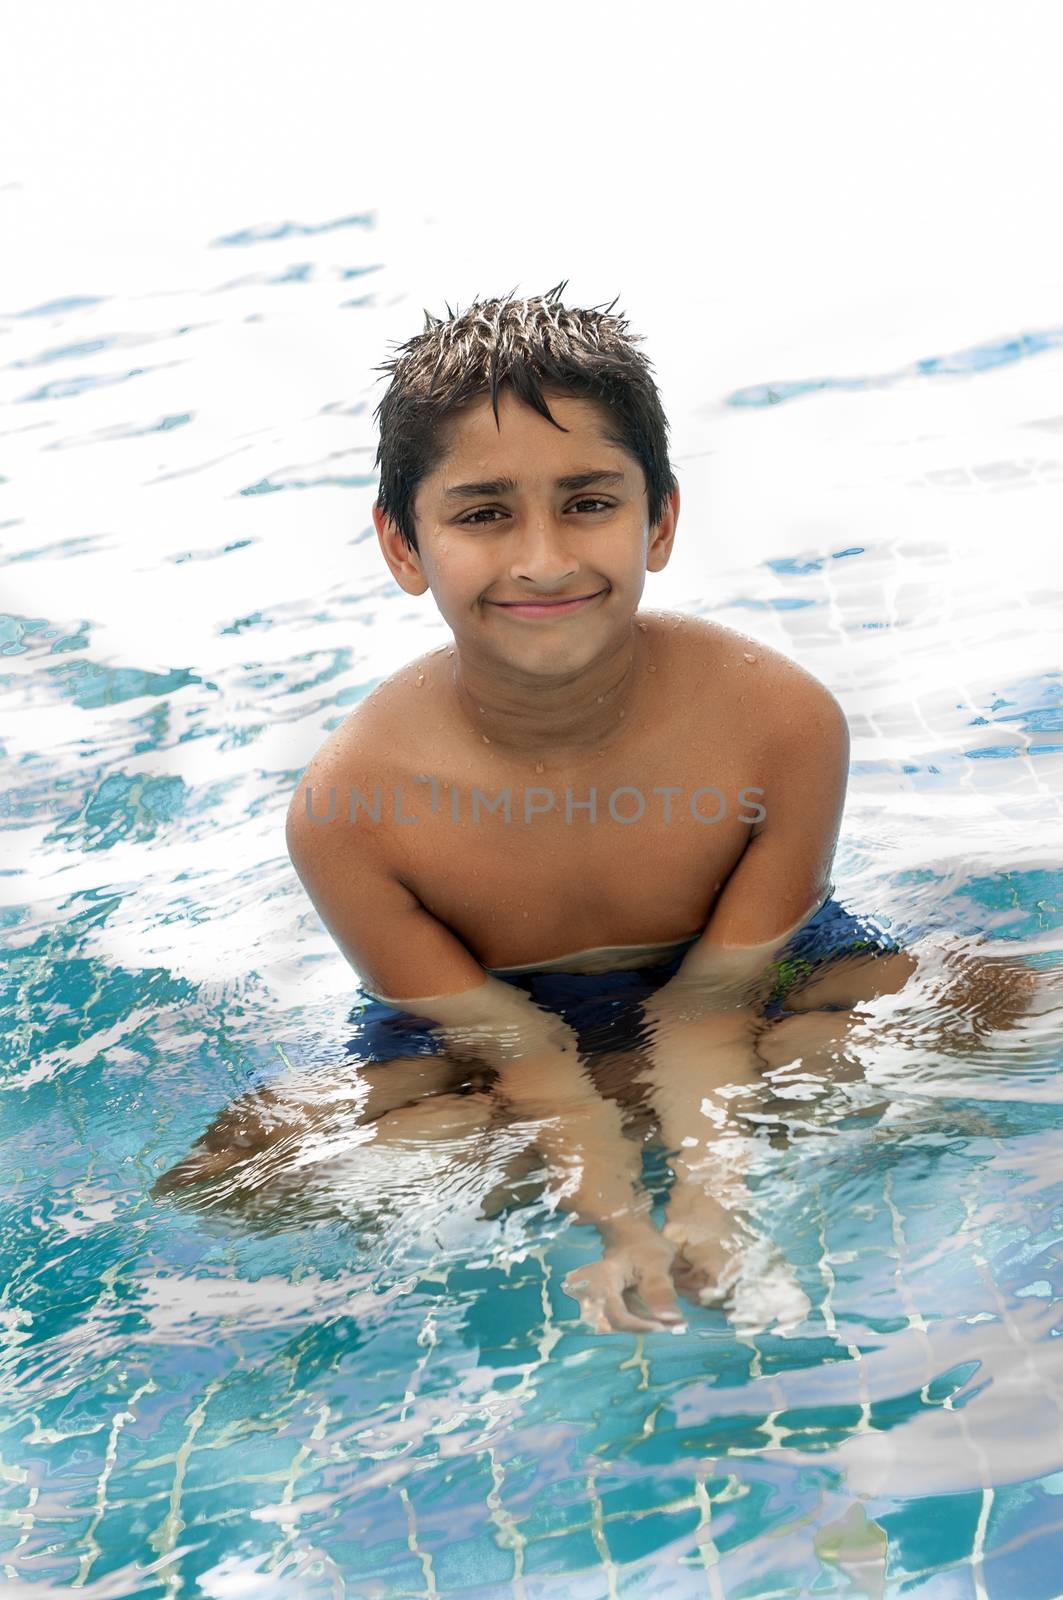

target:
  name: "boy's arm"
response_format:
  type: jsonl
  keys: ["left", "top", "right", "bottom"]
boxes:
{"left": 642, "top": 665, "right": 1036, "bottom": 1049}
{"left": 640, "top": 676, "right": 850, "bottom": 1161}
{"left": 285, "top": 778, "right": 659, "bottom": 1247}
{"left": 647, "top": 674, "right": 850, "bottom": 1026}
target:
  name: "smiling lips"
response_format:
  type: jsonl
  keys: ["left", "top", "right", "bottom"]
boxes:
{"left": 488, "top": 589, "right": 606, "bottom": 617}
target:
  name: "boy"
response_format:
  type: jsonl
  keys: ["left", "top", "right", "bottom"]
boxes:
{"left": 155, "top": 284, "right": 1036, "bottom": 1335}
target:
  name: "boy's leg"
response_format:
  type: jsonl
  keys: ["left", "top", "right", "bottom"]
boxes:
{"left": 152, "top": 1054, "right": 492, "bottom": 1195}
{"left": 155, "top": 1064, "right": 550, "bottom": 1224}
{"left": 777, "top": 946, "right": 1041, "bottom": 1041}
{"left": 776, "top": 949, "right": 919, "bottom": 1011}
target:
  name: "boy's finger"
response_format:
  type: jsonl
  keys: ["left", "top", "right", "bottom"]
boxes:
{"left": 563, "top": 1264, "right": 680, "bottom": 1335}
{"left": 602, "top": 1290, "right": 670, "bottom": 1334}
{"left": 631, "top": 1265, "right": 686, "bottom": 1326}
{"left": 567, "top": 1285, "right": 612, "bottom": 1335}
{"left": 563, "top": 1276, "right": 666, "bottom": 1335}
{"left": 624, "top": 1289, "right": 689, "bottom": 1332}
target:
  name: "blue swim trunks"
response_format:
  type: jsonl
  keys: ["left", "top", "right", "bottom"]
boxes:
{"left": 758, "top": 896, "right": 904, "bottom": 1020}
{"left": 341, "top": 897, "right": 904, "bottom": 1066}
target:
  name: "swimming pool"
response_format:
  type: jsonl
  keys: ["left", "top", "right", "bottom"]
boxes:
{"left": 3, "top": 215, "right": 1063, "bottom": 1599}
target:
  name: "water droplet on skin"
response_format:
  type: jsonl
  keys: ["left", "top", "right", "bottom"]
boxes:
{"left": 482, "top": 734, "right": 491, "bottom": 743}
{"left": 596, "top": 695, "right": 604, "bottom": 704}
{"left": 647, "top": 664, "right": 656, "bottom": 673}
{"left": 535, "top": 761, "right": 544, "bottom": 774}
{"left": 478, "top": 706, "right": 485, "bottom": 713}
{"left": 415, "top": 674, "right": 425, "bottom": 686}
{"left": 743, "top": 652, "right": 757, "bottom": 663}
{"left": 636, "top": 620, "right": 648, "bottom": 632}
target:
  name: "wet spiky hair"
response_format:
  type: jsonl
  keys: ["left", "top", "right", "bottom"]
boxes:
{"left": 370, "top": 280, "right": 679, "bottom": 554}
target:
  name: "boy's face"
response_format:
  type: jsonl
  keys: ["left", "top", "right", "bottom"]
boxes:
{"left": 374, "top": 387, "right": 678, "bottom": 672}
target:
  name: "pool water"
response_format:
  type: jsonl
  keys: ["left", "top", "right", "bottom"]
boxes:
{"left": 2, "top": 224, "right": 1063, "bottom": 1599}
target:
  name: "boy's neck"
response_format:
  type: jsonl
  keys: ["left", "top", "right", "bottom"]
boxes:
{"left": 447, "top": 623, "right": 650, "bottom": 767}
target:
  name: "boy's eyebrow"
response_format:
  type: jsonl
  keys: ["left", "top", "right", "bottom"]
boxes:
{"left": 441, "top": 469, "right": 626, "bottom": 502}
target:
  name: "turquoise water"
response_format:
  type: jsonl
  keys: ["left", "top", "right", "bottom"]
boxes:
{"left": 3, "top": 214, "right": 1063, "bottom": 1596}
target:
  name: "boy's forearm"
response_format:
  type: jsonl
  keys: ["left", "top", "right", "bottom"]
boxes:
{"left": 639, "top": 984, "right": 767, "bottom": 1179}
{"left": 492, "top": 1043, "right": 656, "bottom": 1244}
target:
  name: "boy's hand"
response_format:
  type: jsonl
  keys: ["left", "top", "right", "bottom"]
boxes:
{"left": 663, "top": 1185, "right": 810, "bottom": 1334}
{"left": 662, "top": 1185, "right": 747, "bottom": 1303}
{"left": 561, "top": 1225, "right": 688, "bottom": 1334}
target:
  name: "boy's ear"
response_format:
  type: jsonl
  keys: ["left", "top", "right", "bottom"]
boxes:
{"left": 372, "top": 504, "right": 430, "bottom": 596}
{"left": 646, "top": 483, "right": 680, "bottom": 573}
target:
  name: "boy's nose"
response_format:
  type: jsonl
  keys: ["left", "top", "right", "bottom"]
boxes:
{"left": 508, "top": 518, "right": 580, "bottom": 584}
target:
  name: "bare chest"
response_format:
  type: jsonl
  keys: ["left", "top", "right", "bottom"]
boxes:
{"left": 352, "top": 632, "right": 767, "bottom": 969}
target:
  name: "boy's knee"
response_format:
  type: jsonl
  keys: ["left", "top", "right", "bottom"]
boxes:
{"left": 354, "top": 1053, "right": 492, "bottom": 1115}
{"left": 781, "top": 950, "right": 918, "bottom": 1010}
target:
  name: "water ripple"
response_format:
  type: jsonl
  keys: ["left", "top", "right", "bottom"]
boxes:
{"left": 727, "top": 324, "right": 1063, "bottom": 407}
{"left": 209, "top": 211, "right": 375, "bottom": 247}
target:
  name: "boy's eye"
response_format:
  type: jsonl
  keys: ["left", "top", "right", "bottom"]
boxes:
{"left": 458, "top": 498, "right": 613, "bottom": 526}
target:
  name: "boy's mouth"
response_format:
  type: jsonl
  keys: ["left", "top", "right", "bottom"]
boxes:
{"left": 486, "top": 589, "right": 607, "bottom": 618}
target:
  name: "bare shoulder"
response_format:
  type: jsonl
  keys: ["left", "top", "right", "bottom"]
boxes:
{"left": 284, "top": 647, "right": 448, "bottom": 850}
{"left": 646, "top": 609, "right": 848, "bottom": 755}
{"left": 678, "top": 612, "right": 840, "bottom": 708}
{"left": 653, "top": 614, "right": 849, "bottom": 861}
